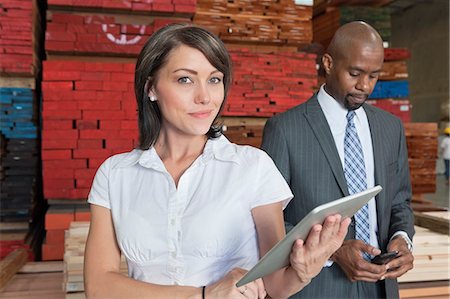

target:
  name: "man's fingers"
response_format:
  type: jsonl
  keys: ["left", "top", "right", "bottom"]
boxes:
{"left": 362, "top": 243, "right": 381, "bottom": 257}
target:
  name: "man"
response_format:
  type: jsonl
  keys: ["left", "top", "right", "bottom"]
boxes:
{"left": 440, "top": 127, "right": 450, "bottom": 185}
{"left": 261, "top": 21, "right": 414, "bottom": 298}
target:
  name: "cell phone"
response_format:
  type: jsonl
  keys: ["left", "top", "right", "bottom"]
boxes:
{"left": 371, "top": 251, "right": 399, "bottom": 265}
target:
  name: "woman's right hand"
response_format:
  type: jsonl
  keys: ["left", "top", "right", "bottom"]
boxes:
{"left": 204, "top": 268, "right": 266, "bottom": 299}
{"left": 289, "top": 214, "right": 350, "bottom": 284}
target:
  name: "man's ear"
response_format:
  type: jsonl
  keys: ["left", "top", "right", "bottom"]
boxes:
{"left": 322, "top": 53, "right": 333, "bottom": 75}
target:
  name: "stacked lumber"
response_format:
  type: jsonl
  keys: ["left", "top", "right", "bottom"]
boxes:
{"left": 313, "top": 5, "right": 391, "bottom": 48}
{"left": 63, "top": 221, "right": 127, "bottom": 297}
{"left": 366, "top": 48, "right": 412, "bottom": 123}
{"left": 0, "top": 88, "right": 39, "bottom": 223}
{"left": 194, "top": 0, "right": 313, "bottom": 46}
{"left": 0, "top": 0, "right": 45, "bottom": 261}
{"left": 0, "top": 133, "right": 5, "bottom": 181}
{"left": 366, "top": 99, "right": 411, "bottom": 123}
{"left": 0, "top": 139, "right": 39, "bottom": 222}
{"left": 0, "top": 261, "right": 65, "bottom": 298}
{"left": 0, "top": 248, "right": 29, "bottom": 290}
{"left": 312, "top": 0, "right": 393, "bottom": 17}
{"left": 47, "top": 0, "right": 196, "bottom": 15}
{"left": 0, "top": 222, "right": 31, "bottom": 260}
{"left": 45, "top": 12, "right": 192, "bottom": 57}
{"left": 398, "top": 212, "right": 450, "bottom": 284}
{"left": 41, "top": 1, "right": 195, "bottom": 260}
{"left": 224, "top": 50, "right": 317, "bottom": 117}
{"left": 404, "top": 123, "right": 438, "bottom": 197}
{"left": 41, "top": 60, "right": 137, "bottom": 201}
{"left": 42, "top": 201, "right": 90, "bottom": 261}
{"left": 0, "top": 88, "right": 38, "bottom": 139}
{"left": 0, "top": 0, "right": 42, "bottom": 76}
{"left": 399, "top": 212, "right": 450, "bottom": 298}
{"left": 221, "top": 117, "right": 268, "bottom": 148}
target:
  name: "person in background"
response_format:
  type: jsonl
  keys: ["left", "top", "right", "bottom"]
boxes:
{"left": 84, "top": 23, "right": 350, "bottom": 299}
{"left": 261, "top": 21, "right": 414, "bottom": 298}
{"left": 440, "top": 127, "right": 450, "bottom": 185}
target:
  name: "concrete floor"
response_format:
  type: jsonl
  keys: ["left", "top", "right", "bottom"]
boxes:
{"left": 424, "top": 174, "right": 450, "bottom": 209}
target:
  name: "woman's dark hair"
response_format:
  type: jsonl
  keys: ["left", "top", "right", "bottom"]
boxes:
{"left": 134, "top": 23, "right": 232, "bottom": 150}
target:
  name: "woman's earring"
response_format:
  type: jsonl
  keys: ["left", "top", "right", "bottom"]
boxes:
{"left": 149, "top": 95, "right": 157, "bottom": 102}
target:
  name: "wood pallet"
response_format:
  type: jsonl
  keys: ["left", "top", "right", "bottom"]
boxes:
{"left": 404, "top": 123, "right": 438, "bottom": 196}
{"left": 398, "top": 216, "right": 450, "bottom": 284}
{"left": 0, "top": 261, "right": 64, "bottom": 299}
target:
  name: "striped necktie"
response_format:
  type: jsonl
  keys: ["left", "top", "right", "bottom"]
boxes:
{"left": 344, "top": 110, "right": 371, "bottom": 260}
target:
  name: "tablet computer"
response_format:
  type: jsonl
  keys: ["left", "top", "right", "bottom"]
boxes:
{"left": 236, "top": 185, "right": 382, "bottom": 287}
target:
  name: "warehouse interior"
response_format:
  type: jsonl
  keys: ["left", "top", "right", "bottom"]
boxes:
{"left": 0, "top": 0, "right": 449, "bottom": 298}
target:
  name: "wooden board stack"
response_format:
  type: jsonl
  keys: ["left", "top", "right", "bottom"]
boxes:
{"left": 0, "top": 0, "right": 42, "bottom": 76}
{"left": 224, "top": 50, "right": 317, "bottom": 117}
{"left": 404, "top": 123, "right": 438, "bottom": 198}
{"left": 63, "top": 221, "right": 127, "bottom": 298}
{"left": 193, "top": 0, "right": 317, "bottom": 145}
{"left": 194, "top": 0, "right": 313, "bottom": 46}
{"left": 41, "top": 60, "right": 137, "bottom": 201}
{"left": 313, "top": 5, "right": 391, "bottom": 48}
{"left": 366, "top": 48, "right": 412, "bottom": 123}
{"left": 398, "top": 212, "right": 450, "bottom": 299}
{"left": 0, "top": 0, "right": 44, "bottom": 260}
{"left": 42, "top": 202, "right": 90, "bottom": 261}
{"left": 41, "top": 0, "right": 197, "bottom": 261}
{"left": 221, "top": 117, "right": 268, "bottom": 148}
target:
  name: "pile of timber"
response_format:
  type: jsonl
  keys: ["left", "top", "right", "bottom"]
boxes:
{"left": 45, "top": 12, "right": 192, "bottom": 57}
{"left": 194, "top": 0, "right": 312, "bottom": 46}
{"left": 47, "top": 0, "right": 196, "bottom": 15}
{"left": 63, "top": 221, "right": 127, "bottom": 297}
{"left": 312, "top": 0, "right": 394, "bottom": 17}
{"left": 0, "top": 0, "right": 43, "bottom": 76}
{"left": 0, "top": 0, "right": 45, "bottom": 260}
{"left": 0, "top": 260, "right": 64, "bottom": 298}
{"left": 0, "top": 87, "right": 39, "bottom": 223}
{"left": 221, "top": 117, "right": 267, "bottom": 148}
{"left": 404, "top": 123, "right": 438, "bottom": 197}
{"left": 42, "top": 201, "right": 90, "bottom": 261}
{"left": 41, "top": 1, "right": 195, "bottom": 261}
{"left": 366, "top": 48, "right": 412, "bottom": 123}
{"left": 313, "top": 5, "right": 391, "bottom": 48}
{"left": 225, "top": 49, "right": 317, "bottom": 117}
{"left": 398, "top": 211, "right": 450, "bottom": 298}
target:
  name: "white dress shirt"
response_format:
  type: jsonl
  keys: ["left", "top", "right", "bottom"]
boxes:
{"left": 317, "top": 85, "right": 380, "bottom": 249}
{"left": 88, "top": 135, "right": 293, "bottom": 287}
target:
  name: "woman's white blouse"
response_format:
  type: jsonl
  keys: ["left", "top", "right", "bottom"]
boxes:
{"left": 88, "top": 135, "right": 293, "bottom": 287}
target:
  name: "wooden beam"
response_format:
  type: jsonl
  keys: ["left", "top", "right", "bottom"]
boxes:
{"left": 0, "top": 248, "right": 29, "bottom": 290}
{"left": 414, "top": 211, "right": 450, "bottom": 235}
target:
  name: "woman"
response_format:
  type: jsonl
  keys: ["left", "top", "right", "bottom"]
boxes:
{"left": 84, "top": 23, "right": 350, "bottom": 299}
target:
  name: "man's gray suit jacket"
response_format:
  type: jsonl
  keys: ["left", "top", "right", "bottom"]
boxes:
{"left": 261, "top": 95, "right": 415, "bottom": 299}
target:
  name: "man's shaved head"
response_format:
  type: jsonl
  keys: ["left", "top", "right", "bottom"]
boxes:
{"left": 322, "top": 21, "right": 385, "bottom": 110}
{"left": 326, "top": 21, "right": 384, "bottom": 61}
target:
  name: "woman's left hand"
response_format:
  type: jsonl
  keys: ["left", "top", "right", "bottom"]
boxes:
{"left": 289, "top": 214, "right": 350, "bottom": 283}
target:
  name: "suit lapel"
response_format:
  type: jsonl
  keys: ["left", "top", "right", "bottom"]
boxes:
{"left": 304, "top": 96, "right": 349, "bottom": 196}
{"left": 364, "top": 104, "right": 387, "bottom": 242}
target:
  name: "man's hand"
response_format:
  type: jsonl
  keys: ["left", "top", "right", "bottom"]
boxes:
{"left": 331, "top": 240, "right": 387, "bottom": 282}
{"left": 383, "top": 236, "right": 414, "bottom": 279}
